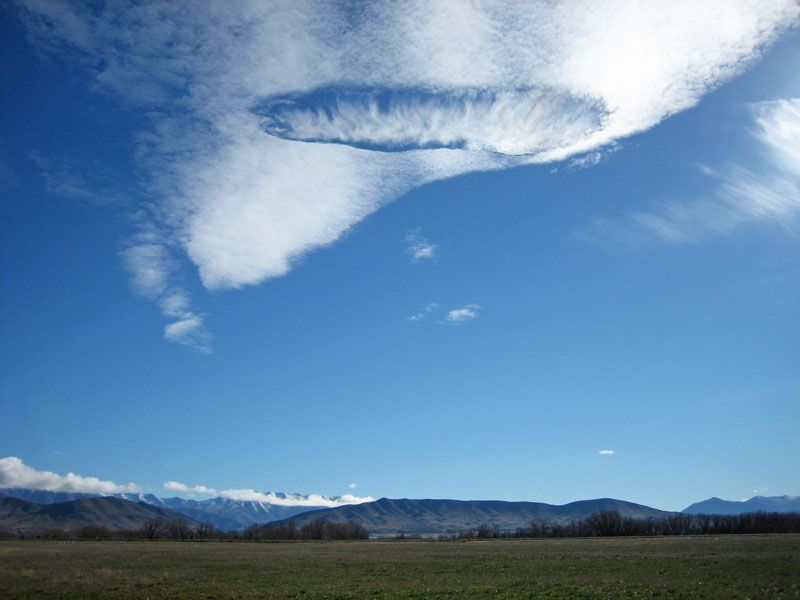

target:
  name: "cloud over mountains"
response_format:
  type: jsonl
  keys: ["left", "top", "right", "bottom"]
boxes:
{"left": 0, "top": 457, "right": 374, "bottom": 507}
{"left": 163, "top": 480, "right": 374, "bottom": 507}
{"left": 14, "top": 0, "right": 799, "bottom": 348}
{"left": 0, "top": 456, "right": 139, "bottom": 495}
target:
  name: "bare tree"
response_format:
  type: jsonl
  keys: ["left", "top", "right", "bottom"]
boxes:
{"left": 141, "top": 518, "right": 163, "bottom": 540}
{"left": 586, "top": 511, "right": 624, "bottom": 536}
{"left": 300, "top": 518, "right": 327, "bottom": 540}
{"left": 166, "top": 519, "right": 192, "bottom": 541}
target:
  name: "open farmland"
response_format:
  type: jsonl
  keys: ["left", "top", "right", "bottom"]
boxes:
{"left": 1, "top": 534, "right": 799, "bottom": 599}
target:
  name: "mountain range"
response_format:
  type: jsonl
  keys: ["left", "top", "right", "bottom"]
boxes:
{"left": 0, "top": 488, "right": 327, "bottom": 531}
{"left": 270, "top": 497, "right": 674, "bottom": 536}
{"left": 682, "top": 495, "right": 800, "bottom": 515}
{"left": 1, "top": 488, "right": 798, "bottom": 536}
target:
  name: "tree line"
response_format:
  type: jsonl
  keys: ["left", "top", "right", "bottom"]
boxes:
{"left": 446, "top": 510, "right": 800, "bottom": 539}
{"left": 3, "top": 511, "right": 798, "bottom": 541}
{"left": 0, "top": 517, "right": 369, "bottom": 541}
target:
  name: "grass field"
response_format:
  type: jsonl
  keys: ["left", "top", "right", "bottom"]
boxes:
{"left": 1, "top": 534, "right": 799, "bottom": 598}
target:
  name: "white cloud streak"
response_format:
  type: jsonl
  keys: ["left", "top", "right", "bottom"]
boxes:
{"left": 595, "top": 98, "right": 800, "bottom": 244}
{"left": 122, "top": 234, "right": 211, "bottom": 353}
{"left": 13, "top": 0, "right": 799, "bottom": 344}
{"left": 598, "top": 449, "right": 615, "bottom": 456}
{"left": 0, "top": 456, "right": 139, "bottom": 494}
{"left": 28, "top": 150, "right": 127, "bottom": 206}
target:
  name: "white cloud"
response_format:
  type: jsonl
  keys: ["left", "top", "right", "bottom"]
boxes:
{"left": 348, "top": 482, "right": 357, "bottom": 489}
{"left": 263, "top": 87, "right": 604, "bottom": 156}
{"left": 408, "top": 302, "right": 440, "bottom": 322}
{"left": 162, "top": 480, "right": 374, "bottom": 506}
{"left": 445, "top": 304, "right": 481, "bottom": 323}
{"left": 218, "top": 489, "right": 374, "bottom": 507}
{"left": 594, "top": 98, "right": 800, "bottom": 244}
{"left": 598, "top": 449, "right": 615, "bottom": 456}
{"left": 28, "top": 150, "right": 126, "bottom": 206}
{"left": 163, "top": 480, "right": 217, "bottom": 495}
{"left": 0, "top": 456, "right": 139, "bottom": 494}
{"left": 406, "top": 229, "right": 438, "bottom": 261}
{"left": 13, "top": 1, "right": 799, "bottom": 343}
{"left": 566, "top": 145, "right": 620, "bottom": 171}
{"left": 122, "top": 235, "right": 212, "bottom": 353}
{"left": 121, "top": 235, "right": 172, "bottom": 300}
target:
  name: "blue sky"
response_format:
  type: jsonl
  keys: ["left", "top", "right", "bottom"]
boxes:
{"left": 1, "top": 1, "right": 799, "bottom": 512}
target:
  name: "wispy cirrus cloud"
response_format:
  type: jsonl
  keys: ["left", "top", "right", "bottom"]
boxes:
{"left": 13, "top": 0, "right": 799, "bottom": 347}
{"left": 598, "top": 449, "right": 615, "bottom": 456}
{"left": 589, "top": 98, "right": 800, "bottom": 244}
{"left": 28, "top": 150, "right": 127, "bottom": 206}
{"left": 122, "top": 233, "right": 211, "bottom": 353}
{"left": 0, "top": 456, "right": 139, "bottom": 494}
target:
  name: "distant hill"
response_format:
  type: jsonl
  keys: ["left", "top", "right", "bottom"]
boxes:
{"left": 0, "top": 488, "right": 99, "bottom": 504}
{"left": 0, "top": 496, "right": 200, "bottom": 535}
{"left": 683, "top": 496, "right": 800, "bottom": 515}
{"left": 272, "top": 497, "right": 674, "bottom": 535}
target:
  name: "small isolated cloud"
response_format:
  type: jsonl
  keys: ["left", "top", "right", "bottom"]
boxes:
{"left": 444, "top": 304, "right": 481, "bottom": 323}
{"left": 163, "top": 312, "right": 211, "bottom": 353}
{"left": 348, "top": 482, "right": 357, "bottom": 489}
{"left": 163, "top": 480, "right": 217, "bottom": 495}
{"left": 406, "top": 230, "right": 438, "bottom": 261}
{"left": 598, "top": 449, "right": 615, "bottom": 456}
{"left": 0, "top": 456, "right": 139, "bottom": 494}
{"left": 408, "top": 302, "right": 440, "bottom": 322}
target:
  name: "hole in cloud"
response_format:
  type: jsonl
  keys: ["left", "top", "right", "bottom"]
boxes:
{"left": 255, "top": 86, "right": 608, "bottom": 155}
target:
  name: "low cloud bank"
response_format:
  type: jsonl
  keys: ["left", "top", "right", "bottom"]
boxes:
{"left": 0, "top": 456, "right": 139, "bottom": 494}
{"left": 163, "top": 481, "right": 374, "bottom": 507}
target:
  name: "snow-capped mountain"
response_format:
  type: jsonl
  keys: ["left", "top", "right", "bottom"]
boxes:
{"left": 0, "top": 488, "right": 353, "bottom": 530}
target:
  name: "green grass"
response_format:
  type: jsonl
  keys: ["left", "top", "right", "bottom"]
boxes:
{"left": 1, "top": 534, "right": 799, "bottom": 598}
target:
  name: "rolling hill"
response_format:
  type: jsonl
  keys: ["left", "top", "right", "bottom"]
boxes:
{"left": 0, "top": 496, "right": 201, "bottom": 535}
{"left": 271, "top": 497, "right": 675, "bottom": 535}
{"left": 682, "top": 495, "right": 800, "bottom": 515}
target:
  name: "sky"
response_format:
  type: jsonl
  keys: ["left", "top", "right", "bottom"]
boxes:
{"left": 0, "top": 1, "right": 798, "bottom": 512}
